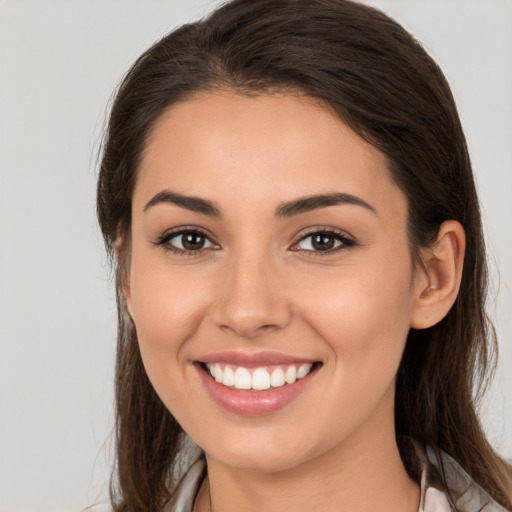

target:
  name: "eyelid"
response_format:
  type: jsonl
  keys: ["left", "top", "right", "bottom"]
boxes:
{"left": 152, "top": 225, "right": 356, "bottom": 257}
{"left": 152, "top": 226, "right": 219, "bottom": 255}
{"left": 289, "top": 227, "right": 356, "bottom": 256}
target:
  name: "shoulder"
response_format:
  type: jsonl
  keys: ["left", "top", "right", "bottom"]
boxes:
{"left": 166, "top": 456, "right": 206, "bottom": 512}
{"left": 430, "top": 448, "right": 509, "bottom": 512}
{"left": 417, "top": 442, "right": 509, "bottom": 512}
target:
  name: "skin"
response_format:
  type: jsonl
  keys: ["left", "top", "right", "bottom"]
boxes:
{"left": 122, "top": 92, "right": 465, "bottom": 512}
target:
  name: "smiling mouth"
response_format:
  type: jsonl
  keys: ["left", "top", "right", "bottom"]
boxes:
{"left": 198, "top": 361, "right": 323, "bottom": 391}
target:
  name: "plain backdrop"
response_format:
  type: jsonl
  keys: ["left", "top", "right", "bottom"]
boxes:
{"left": 0, "top": 1, "right": 510, "bottom": 510}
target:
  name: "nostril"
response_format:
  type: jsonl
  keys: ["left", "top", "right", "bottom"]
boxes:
{"left": 217, "top": 322, "right": 280, "bottom": 339}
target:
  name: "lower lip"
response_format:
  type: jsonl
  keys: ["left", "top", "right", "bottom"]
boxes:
{"left": 195, "top": 363, "right": 320, "bottom": 416}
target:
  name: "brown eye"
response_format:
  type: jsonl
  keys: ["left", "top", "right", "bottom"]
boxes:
{"left": 154, "top": 228, "right": 218, "bottom": 255}
{"left": 311, "top": 233, "right": 336, "bottom": 251}
{"left": 293, "top": 229, "right": 355, "bottom": 254}
{"left": 180, "top": 232, "right": 206, "bottom": 250}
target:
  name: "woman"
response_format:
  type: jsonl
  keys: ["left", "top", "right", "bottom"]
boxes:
{"left": 94, "top": 0, "right": 512, "bottom": 510}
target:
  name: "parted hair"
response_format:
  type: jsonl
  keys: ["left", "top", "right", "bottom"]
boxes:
{"left": 96, "top": 0, "right": 512, "bottom": 510}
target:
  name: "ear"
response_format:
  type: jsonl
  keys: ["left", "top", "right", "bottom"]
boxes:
{"left": 114, "top": 235, "right": 134, "bottom": 319}
{"left": 410, "top": 220, "right": 466, "bottom": 329}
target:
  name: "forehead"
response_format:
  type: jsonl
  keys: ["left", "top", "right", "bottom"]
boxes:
{"left": 135, "top": 92, "right": 405, "bottom": 219}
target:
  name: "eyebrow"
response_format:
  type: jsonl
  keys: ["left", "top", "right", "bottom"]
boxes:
{"left": 275, "top": 192, "right": 377, "bottom": 218}
{"left": 144, "top": 190, "right": 222, "bottom": 216}
{"left": 143, "top": 190, "right": 377, "bottom": 218}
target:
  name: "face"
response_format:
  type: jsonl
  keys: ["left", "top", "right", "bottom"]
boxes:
{"left": 125, "top": 92, "right": 424, "bottom": 472}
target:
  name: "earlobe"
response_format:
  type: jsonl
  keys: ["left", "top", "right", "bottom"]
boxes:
{"left": 410, "top": 220, "right": 466, "bottom": 329}
{"left": 114, "top": 236, "right": 134, "bottom": 319}
{"left": 122, "top": 278, "right": 134, "bottom": 320}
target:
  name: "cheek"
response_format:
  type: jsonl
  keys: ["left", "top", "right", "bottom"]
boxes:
{"left": 299, "top": 258, "right": 414, "bottom": 381}
{"left": 127, "top": 253, "right": 212, "bottom": 371}
{"left": 286, "top": 262, "right": 414, "bottom": 444}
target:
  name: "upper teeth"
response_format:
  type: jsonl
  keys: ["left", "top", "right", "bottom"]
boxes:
{"left": 206, "top": 363, "right": 313, "bottom": 390}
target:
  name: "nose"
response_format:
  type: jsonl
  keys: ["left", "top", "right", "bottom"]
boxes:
{"left": 210, "top": 249, "right": 292, "bottom": 339}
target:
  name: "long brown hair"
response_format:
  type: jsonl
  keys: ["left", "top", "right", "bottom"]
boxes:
{"left": 96, "top": 0, "right": 512, "bottom": 510}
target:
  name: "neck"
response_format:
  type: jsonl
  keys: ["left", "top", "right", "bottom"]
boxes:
{"left": 194, "top": 401, "right": 420, "bottom": 512}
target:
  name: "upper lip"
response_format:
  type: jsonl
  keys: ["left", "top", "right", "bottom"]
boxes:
{"left": 197, "top": 350, "right": 318, "bottom": 368}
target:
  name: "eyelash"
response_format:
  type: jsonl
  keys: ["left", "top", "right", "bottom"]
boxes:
{"left": 292, "top": 228, "right": 356, "bottom": 256}
{"left": 152, "top": 227, "right": 217, "bottom": 258}
{"left": 152, "top": 227, "right": 356, "bottom": 258}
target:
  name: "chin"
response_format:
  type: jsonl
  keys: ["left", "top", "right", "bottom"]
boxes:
{"left": 209, "top": 447, "right": 308, "bottom": 473}
{"left": 198, "top": 426, "right": 319, "bottom": 473}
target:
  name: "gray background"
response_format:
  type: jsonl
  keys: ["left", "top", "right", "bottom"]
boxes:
{"left": 0, "top": 1, "right": 510, "bottom": 510}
